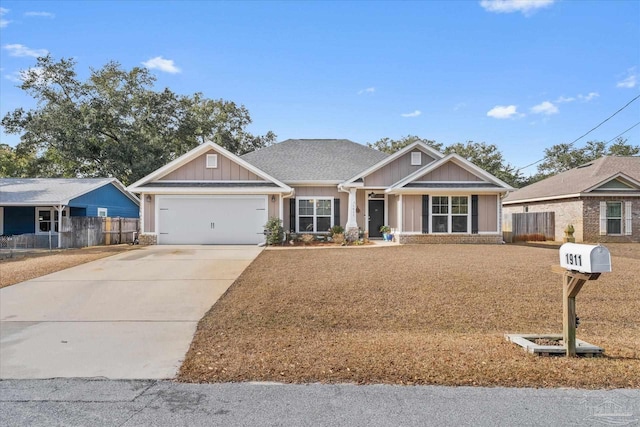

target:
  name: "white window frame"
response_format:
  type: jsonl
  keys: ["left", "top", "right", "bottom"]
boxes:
{"left": 35, "top": 207, "right": 69, "bottom": 234}
{"left": 430, "top": 196, "right": 470, "bottom": 234}
{"left": 296, "top": 198, "right": 333, "bottom": 233}
{"left": 206, "top": 154, "right": 218, "bottom": 168}
{"left": 431, "top": 196, "right": 449, "bottom": 233}
{"left": 411, "top": 151, "right": 422, "bottom": 166}
{"left": 97, "top": 207, "right": 108, "bottom": 217}
{"left": 451, "top": 196, "right": 469, "bottom": 233}
{"left": 605, "top": 201, "right": 623, "bottom": 235}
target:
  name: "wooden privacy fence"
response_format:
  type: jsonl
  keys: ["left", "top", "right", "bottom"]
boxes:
{"left": 60, "top": 217, "right": 139, "bottom": 248}
{"left": 511, "top": 212, "right": 555, "bottom": 242}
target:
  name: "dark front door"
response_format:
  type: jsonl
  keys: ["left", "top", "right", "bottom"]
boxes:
{"left": 368, "top": 200, "right": 385, "bottom": 238}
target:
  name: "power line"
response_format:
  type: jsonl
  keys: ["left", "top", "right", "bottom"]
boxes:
{"left": 604, "top": 121, "right": 640, "bottom": 145}
{"left": 517, "top": 93, "right": 640, "bottom": 172}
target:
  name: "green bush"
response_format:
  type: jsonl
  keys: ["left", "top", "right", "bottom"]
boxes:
{"left": 329, "top": 225, "right": 345, "bottom": 236}
{"left": 264, "top": 217, "right": 284, "bottom": 245}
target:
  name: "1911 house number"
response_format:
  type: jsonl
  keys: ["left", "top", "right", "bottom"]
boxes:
{"left": 565, "top": 253, "right": 582, "bottom": 267}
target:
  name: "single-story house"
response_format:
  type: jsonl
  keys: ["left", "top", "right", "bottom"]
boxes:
{"left": 0, "top": 178, "right": 140, "bottom": 247}
{"left": 127, "top": 139, "right": 513, "bottom": 245}
{"left": 502, "top": 156, "right": 640, "bottom": 243}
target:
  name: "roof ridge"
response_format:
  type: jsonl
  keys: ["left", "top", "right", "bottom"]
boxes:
{"left": 590, "top": 155, "right": 608, "bottom": 176}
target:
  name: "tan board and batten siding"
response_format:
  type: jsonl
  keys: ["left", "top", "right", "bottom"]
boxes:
{"left": 160, "top": 149, "right": 263, "bottom": 181}
{"left": 402, "top": 195, "right": 422, "bottom": 232}
{"left": 143, "top": 195, "right": 155, "bottom": 233}
{"left": 364, "top": 149, "right": 436, "bottom": 187}
{"left": 141, "top": 149, "right": 279, "bottom": 234}
{"left": 388, "top": 195, "right": 398, "bottom": 229}
{"left": 478, "top": 195, "right": 498, "bottom": 232}
{"left": 398, "top": 194, "right": 499, "bottom": 233}
{"left": 418, "top": 162, "right": 483, "bottom": 182}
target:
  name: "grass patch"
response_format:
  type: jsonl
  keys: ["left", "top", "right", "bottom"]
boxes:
{"left": 178, "top": 244, "right": 639, "bottom": 388}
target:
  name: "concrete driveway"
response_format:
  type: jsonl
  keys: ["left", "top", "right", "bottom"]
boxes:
{"left": 0, "top": 245, "right": 262, "bottom": 379}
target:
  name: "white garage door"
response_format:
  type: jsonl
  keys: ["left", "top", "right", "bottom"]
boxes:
{"left": 157, "top": 196, "right": 267, "bottom": 245}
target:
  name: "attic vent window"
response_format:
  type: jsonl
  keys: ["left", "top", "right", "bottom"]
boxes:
{"left": 411, "top": 152, "right": 422, "bottom": 166}
{"left": 206, "top": 154, "right": 218, "bottom": 169}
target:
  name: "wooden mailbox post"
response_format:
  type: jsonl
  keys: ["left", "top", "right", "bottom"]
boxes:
{"left": 554, "top": 243, "right": 611, "bottom": 357}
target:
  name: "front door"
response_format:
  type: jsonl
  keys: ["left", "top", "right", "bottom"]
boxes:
{"left": 368, "top": 200, "right": 384, "bottom": 238}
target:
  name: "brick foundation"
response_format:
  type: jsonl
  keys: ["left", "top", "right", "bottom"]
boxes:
{"left": 138, "top": 234, "right": 157, "bottom": 245}
{"left": 398, "top": 234, "right": 503, "bottom": 244}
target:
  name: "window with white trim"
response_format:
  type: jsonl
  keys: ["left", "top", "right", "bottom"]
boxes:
{"left": 606, "top": 202, "right": 622, "bottom": 234}
{"left": 97, "top": 208, "right": 108, "bottom": 217}
{"left": 297, "top": 198, "right": 333, "bottom": 233}
{"left": 411, "top": 151, "right": 422, "bottom": 166}
{"left": 451, "top": 196, "right": 469, "bottom": 233}
{"left": 432, "top": 196, "right": 449, "bottom": 233}
{"left": 206, "top": 154, "right": 218, "bottom": 168}
{"left": 36, "top": 207, "right": 67, "bottom": 233}
{"left": 431, "top": 196, "right": 469, "bottom": 233}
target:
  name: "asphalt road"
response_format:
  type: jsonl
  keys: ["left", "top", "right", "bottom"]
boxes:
{"left": 1, "top": 379, "right": 639, "bottom": 426}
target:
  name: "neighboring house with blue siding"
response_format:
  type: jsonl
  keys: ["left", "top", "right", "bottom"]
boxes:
{"left": 0, "top": 178, "right": 139, "bottom": 246}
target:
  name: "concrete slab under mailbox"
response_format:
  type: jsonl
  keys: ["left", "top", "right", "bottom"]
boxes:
{"left": 0, "top": 245, "right": 263, "bottom": 379}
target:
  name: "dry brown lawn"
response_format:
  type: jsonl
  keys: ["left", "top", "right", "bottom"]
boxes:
{"left": 179, "top": 243, "right": 640, "bottom": 388}
{"left": 0, "top": 245, "right": 139, "bottom": 288}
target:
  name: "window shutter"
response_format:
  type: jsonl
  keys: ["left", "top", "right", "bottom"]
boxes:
{"left": 290, "top": 198, "right": 296, "bottom": 232}
{"left": 421, "top": 195, "right": 429, "bottom": 233}
{"left": 471, "top": 195, "right": 479, "bottom": 234}
{"left": 625, "top": 201, "right": 633, "bottom": 235}
{"left": 334, "top": 198, "right": 341, "bottom": 226}
{"left": 599, "top": 201, "right": 607, "bottom": 235}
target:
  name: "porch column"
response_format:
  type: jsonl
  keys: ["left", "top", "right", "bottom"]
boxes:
{"left": 345, "top": 188, "right": 359, "bottom": 241}
{"left": 57, "top": 205, "right": 65, "bottom": 248}
{"left": 139, "top": 193, "right": 145, "bottom": 234}
{"left": 346, "top": 188, "right": 358, "bottom": 229}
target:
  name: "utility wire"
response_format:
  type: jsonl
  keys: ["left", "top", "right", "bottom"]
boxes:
{"left": 517, "top": 93, "right": 640, "bottom": 172}
{"left": 604, "top": 121, "right": 640, "bottom": 145}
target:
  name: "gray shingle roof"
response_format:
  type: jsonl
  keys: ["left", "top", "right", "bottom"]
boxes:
{"left": 504, "top": 156, "right": 640, "bottom": 203}
{"left": 241, "top": 139, "right": 388, "bottom": 182}
{"left": 0, "top": 178, "right": 135, "bottom": 205}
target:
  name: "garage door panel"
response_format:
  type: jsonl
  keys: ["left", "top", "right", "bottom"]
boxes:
{"left": 158, "top": 196, "right": 267, "bottom": 245}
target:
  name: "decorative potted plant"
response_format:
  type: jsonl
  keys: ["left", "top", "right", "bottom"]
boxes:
{"left": 329, "top": 225, "right": 345, "bottom": 244}
{"left": 379, "top": 225, "right": 391, "bottom": 241}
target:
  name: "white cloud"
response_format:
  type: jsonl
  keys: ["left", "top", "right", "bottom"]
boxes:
{"left": 555, "top": 96, "right": 575, "bottom": 103}
{"left": 577, "top": 92, "right": 599, "bottom": 102}
{"left": 555, "top": 92, "right": 598, "bottom": 103}
{"left": 486, "top": 105, "right": 521, "bottom": 119}
{"left": 142, "top": 56, "right": 181, "bottom": 74}
{"left": 530, "top": 101, "right": 558, "bottom": 115}
{"left": 357, "top": 87, "right": 375, "bottom": 95}
{"left": 24, "top": 11, "right": 55, "bottom": 18}
{"left": 3, "top": 43, "right": 48, "bottom": 58}
{"left": 453, "top": 102, "right": 467, "bottom": 111}
{"left": 401, "top": 110, "right": 421, "bottom": 118}
{"left": 480, "top": 0, "right": 555, "bottom": 15}
{"left": 0, "top": 7, "right": 10, "bottom": 28}
{"left": 617, "top": 68, "right": 637, "bottom": 89}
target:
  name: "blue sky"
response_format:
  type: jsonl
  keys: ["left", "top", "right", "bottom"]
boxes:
{"left": 1, "top": 0, "right": 638, "bottom": 175}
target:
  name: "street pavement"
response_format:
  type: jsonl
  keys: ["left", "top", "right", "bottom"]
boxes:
{"left": 1, "top": 379, "right": 639, "bottom": 426}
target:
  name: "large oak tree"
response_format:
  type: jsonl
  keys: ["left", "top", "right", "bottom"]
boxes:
{"left": 1, "top": 55, "right": 276, "bottom": 185}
